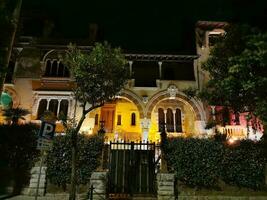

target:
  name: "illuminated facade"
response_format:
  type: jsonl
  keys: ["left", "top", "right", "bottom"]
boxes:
{"left": 1, "top": 21, "right": 262, "bottom": 142}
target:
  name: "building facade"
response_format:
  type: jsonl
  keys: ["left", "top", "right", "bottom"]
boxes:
{"left": 1, "top": 21, "right": 262, "bottom": 142}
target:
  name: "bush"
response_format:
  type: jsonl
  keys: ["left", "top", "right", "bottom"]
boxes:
{"left": 46, "top": 133, "right": 103, "bottom": 190}
{"left": 165, "top": 138, "right": 224, "bottom": 188}
{"left": 222, "top": 140, "right": 266, "bottom": 189}
{"left": 0, "top": 124, "right": 39, "bottom": 195}
{"left": 165, "top": 138, "right": 266, "bottom": 190}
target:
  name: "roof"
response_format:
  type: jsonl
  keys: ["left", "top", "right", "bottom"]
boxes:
{"left": 196, "top": 21, "right": 229, "bottom": 29}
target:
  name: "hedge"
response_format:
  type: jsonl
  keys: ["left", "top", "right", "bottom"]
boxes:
{"left": 164, "top": 138, "right": 224, "bottom": 188}
{"left": 46, "top": 133, "right": 103, "bottom": 190}
{"left": 222, "top": 140, "right": 266, "bottom": 189}
{"left": 164, "top": 138, "right": 266, "bottom": 190}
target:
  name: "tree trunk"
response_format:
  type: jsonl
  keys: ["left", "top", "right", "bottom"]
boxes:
{"left": 69, "top": 114, "right": 86, "bottom": 200}
{"left": 69, "top": 131, "right": 78, "bottom": 200}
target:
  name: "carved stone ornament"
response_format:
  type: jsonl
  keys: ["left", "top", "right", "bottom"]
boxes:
{"left": 167, "top": 84, "right": 178, "bottom": 99}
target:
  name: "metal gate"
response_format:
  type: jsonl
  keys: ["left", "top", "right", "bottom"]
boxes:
{"left": 108, "top": 142, "right": 156, "bottom": 196}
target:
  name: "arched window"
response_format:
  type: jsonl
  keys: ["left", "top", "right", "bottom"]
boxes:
{"left": 51, "top": 60, "right": 58, "bottom": 76}
{"left": 48, "top": 99, "right": 58, "bottom": 116}
{"left": 37, "top": 99, "right": 47, "bottom": 119}
{"left": 117, "top": 115, "right": 121, "bottom": 125}
{"left": 59, "top": 100, "right": 68, "bottom": 118}
{"left": 166, "top": 108, "right": 174, "bottom": 132}
{"left": 44, "top": 60, "right": 52, "bottom": 76}
{"left": 158, "top": 108, "right": 165, "bottom": 132}
{"left": 58, "top": 62, "right": 64, "bottom": 77}
{"left": 63, "top": 63, "right": 70, "bottom": 77}
{"left": 175, "top": 109, "right": 182, "bottom": 132}
{"left": 95, "top": 114, "right": 99, "bottom": 125}
{"left": 131, "top": 113, "right": 136, "bottom": 126}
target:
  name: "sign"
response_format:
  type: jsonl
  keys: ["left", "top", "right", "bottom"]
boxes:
{"left": 39, "top": 121, "right": 56, "bottom": 140}
{"left": 37, "top": 121, "right": 56, "bottom": 150}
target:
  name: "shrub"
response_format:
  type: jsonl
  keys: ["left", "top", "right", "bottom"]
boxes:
{"left": 46, "top": 133, "right": 103, "bottom": 190}
{"left": 222, "top": 140, "right": 266, "bottom": 189}
{"left": 0, "top": 124, "right": 39, "bottom": 195}
{"left": 165, "top": 138, "right": 266, "bottom": 190}
{"left": 165, "top": 138, "right": 224, "bottom": 188}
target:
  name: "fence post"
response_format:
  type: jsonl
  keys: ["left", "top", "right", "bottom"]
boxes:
{"left": 88, "top": 185, "right": 93, "bottom": 200}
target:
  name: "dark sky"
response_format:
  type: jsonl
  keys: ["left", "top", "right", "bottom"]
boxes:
{"left": 22, "top": 0, "right": 267, "bottom": 54}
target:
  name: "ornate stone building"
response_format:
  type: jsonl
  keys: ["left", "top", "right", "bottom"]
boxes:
{"left": 2, "top": 21, "right": 261, "bottom": 142}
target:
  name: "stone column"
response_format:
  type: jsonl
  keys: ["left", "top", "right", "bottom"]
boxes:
{"left": 173, "top": 109, "right": 176, "bottom": 132}
{"left": 164, "top": 110, "right": 167, "bottom": 132}
{"left": 129, "top": 61, "right": 133, "bottom": 77}
{"left": 140, "top": 118, "right": 151, "bottom": 142}
{"left": 158, "top": 61, "right": 162, "bottom": 79}
{"left": 90, "top": 171, "right": 107, "bottom": 200}
{"left": 157, "top": 173, "right": 175, "bottom": 200}
{"left": 195, "top": 120, "right": 207, "bottom": 136}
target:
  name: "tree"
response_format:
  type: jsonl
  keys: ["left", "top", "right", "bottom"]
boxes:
{"left": 64, "top": 42, "right": 129, "bottom": 200}
{"left": 196, "top": 25, "right": 267, "bottom": 132}
{"left": 2, "top": 107, "right": 30, "bottom": 124}
{"left": 0, "top": 0, "right": 22, "bottom": 97}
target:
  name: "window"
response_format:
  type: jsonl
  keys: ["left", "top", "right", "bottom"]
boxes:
{"left": 158, "top": 108, "right": 182, "bottom": 133}
{"left": 37, "top": 99, "right": 69, "bottom": 119}
{"left": 48, "top": 99, "right": 58, "bottom": 116}
{"left": 117, "top": 115, "right": 121, "bottom": 125}
{"left": 95, "top": 114, "right": 99, "bottom": 125}
{"left": 166, "top": 108, "right": 174, "bottom": 132}
{"left": 59, "top": 100, "right": 69, "bottom": 118}
{"left": 175, "top": 109, "right": 182, "bottom": 132}
{"left": 131, "top": 113, "right": 136, "bottom": 126}
{"left": 44, "top": 60, "right": 70, "bottom": 77}
{"left": 37, "top": 99, "right": 48, "bottom": 119}
{"left": 158, "top": 108, "right": 165, "bottom": 132}
{"left": 208, "top": 31, "right": 225, "bottom": 47}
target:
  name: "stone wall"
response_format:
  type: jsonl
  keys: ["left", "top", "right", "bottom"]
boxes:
{"left": 23, "top": 166, "right": 47, "bottom": 196}
{"left": 157, "top": 173, "right": 175, "bottom": 200}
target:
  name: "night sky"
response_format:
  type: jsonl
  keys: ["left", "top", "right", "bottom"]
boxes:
{"left": 22, "top": 0, "right": 267, "bottom": 54}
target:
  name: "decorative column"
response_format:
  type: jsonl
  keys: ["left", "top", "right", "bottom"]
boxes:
{"left": 57, "top": 99, "right": 62, "bottom": 116}
{"left": 46, "top": 99, "right": 51, "bottom": 110}
{"left": 173, "top": 109, "right": 176, "bottom": 132}
{"left": 158, "top": 61, "right": 162, "bottom": 79}
{"left": 164, "top": 110, "right": 167, "bottom": 132}
{"left": 140, "top": 118, "right": 151, "bottom": 142}
{"left": 211, "top": 105, "right": 216, "bottom": 121}
{"left": 128, "top": 61, "right": 133, "bottom": 77}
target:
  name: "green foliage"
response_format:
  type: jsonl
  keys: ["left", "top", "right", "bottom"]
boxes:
{"left": 65, "top": 42, "right": 129, "bottom": 107}
{"left": 222, "top": 140, "right": 266, "bottom": 189}
{"left": 0, "top": 124, "right": 39, "bottom": 194}
{"left": 200, "top": 25, "right": 267, "bottom": 126}
{"left": 46, "top": 133, "right": 103, "bottom": 189}
{"left": 165, "top": 138, "right": 224, "bottom": 188}
{"left": 2, "top": 107, "right": 30, "bottom": 124}
{"left": 165, "top": 138, "right": 266, "bottom": 190}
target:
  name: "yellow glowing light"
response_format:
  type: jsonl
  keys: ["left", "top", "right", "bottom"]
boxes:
{"left": 228, "top": 137, "right": 236, "bottom": 145}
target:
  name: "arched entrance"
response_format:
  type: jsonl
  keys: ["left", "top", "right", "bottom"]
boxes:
{"left": 91, "top": 97, "right": 143, "bottom": 142}
{"left": 146, "top": 89, "right": 207, "bottom": 138}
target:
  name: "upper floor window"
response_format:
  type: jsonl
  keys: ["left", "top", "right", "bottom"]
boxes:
{"left": 44, "top": 60, "right": 70, "bottom": 77}
{"left": 208, "top": 30, "right": 225, "bottom": 47}
{"left": 37, "top": 98, "right": 69, "bottom": 119}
